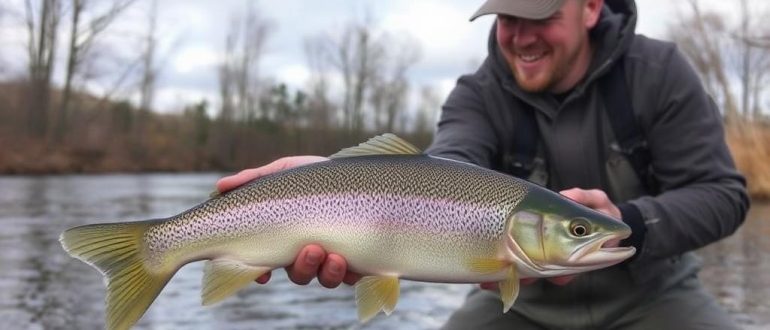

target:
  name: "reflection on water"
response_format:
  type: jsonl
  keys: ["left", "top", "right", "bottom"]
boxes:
{"left": 0, "top": 174, "right": 470, "bottom": 330}
{"left": 0, "top": 174, "right": 766, "bottom": 329}
{"left": 698, "top": 203, "right": 770, "bottom": 329}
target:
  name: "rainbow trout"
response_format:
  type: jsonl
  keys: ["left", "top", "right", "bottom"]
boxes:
{"left": 60, "top": 134, "right": 635, "bottom": 330}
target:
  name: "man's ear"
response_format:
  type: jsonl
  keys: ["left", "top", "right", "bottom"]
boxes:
{"left": 583, "top": 0, "right": 604, "bottom": 29}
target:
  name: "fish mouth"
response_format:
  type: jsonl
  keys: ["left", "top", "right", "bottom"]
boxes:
{"left": 568, "top": 232, "right": 636, "bottom": 266}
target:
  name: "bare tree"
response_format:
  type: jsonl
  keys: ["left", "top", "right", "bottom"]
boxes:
{"left": 0, "top": 3, "right": 6, "bottom": 77}
{"left": 218, "top": 3, "right": 272, "bottom": 122}
{"left": 56, "top": 0, "right": 136, "bottom": 142}
{"left": 218, "top": 18, "right": 237, "bottom": 124}
{"left": 738, "top": 0, "right": 751, "bottom": 118}
{"left": 731, "top": 0, "right": 770, "bottom": 121}
{"left": 24, "top": 0, "right": 62, "bottom": 138}
{"left": 669, "top": 1, "right": 737, "bottom": 121}
{"left": 308, "top": 18, "right": 422, "bottom": 135}
{"left": 303, "top": 36, "right": 336, "bottom": 131}
{"left": 733, "top": 0, "right": 770, "bottom": 120}
{"left": 669, "top": 0, "right": 770, "bottom": 123}
{"left": 369, "top": 35, "right": 421, "bottom": 133}
{"left": 750, "top": 54, "right": 770, "bottom": 120}
{"left": 129, "top": 0, "right": 158, "bottom": 156}
{"left": 413, "top": 85, "right": 441, "bottom": 135}
{"left": 138, "top": 0, "right": 157, "bottom": 113}
{"left": 315, "top": 18, "right": 384, "bottom": 134}
{"left": 215, "top": 2, "right": 272, "bottom": 162}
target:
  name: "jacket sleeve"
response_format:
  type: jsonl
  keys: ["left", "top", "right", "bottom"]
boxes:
{"left": 627, "top": 45, "right": 750, "bottom": 263}
{"left": 425, "top": 74, "right": 499, "bottom": 168}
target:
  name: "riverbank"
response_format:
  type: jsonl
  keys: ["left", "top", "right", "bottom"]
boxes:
{"left": 1, "top": 122, "right": 768, "bottom": 199}
{"left": 726, "top": 123, "right": 770, "bottom": 200}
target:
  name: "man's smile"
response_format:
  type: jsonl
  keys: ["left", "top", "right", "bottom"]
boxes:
{"left": 517, "top": 51, "right": 547, "bottom": 63}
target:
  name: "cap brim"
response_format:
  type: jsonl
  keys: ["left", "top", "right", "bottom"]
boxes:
{"left": 470, "top": 0, "right": 566, "bottom": 21}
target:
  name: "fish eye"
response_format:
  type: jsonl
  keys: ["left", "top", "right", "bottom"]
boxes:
{"left": 569, "top": 218, "right": 591, "bottom": 237}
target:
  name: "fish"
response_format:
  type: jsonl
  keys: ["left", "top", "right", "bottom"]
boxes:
{"left": 60, "top": 133, "right": 635, "bottom": 330}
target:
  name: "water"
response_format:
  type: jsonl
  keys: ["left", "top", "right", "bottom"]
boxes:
{"left": 0, "top": 174, "right": 767, "bottom": 329}
{"left": 698, "top": 203, "right": 770, "bottom": 329}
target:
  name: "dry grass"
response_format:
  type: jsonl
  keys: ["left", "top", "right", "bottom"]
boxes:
{"left": 726, "top": 121, "right": 770, "bottom": 201}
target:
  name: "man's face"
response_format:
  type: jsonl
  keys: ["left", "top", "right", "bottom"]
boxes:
{"left": 496, "top": 0, "right": 602, "bottom": 93}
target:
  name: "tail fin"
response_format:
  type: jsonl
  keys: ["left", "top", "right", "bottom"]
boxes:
{"left": 60, "top": 221, "right": 174, "bottom": 330}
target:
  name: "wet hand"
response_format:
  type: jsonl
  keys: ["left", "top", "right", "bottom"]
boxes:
{"left": 216, "top": 156, "right": 362, "bottom": 288}
{"left": 216, "top": 156, "right": 329, "bottom": 192}
{"left": 541, "top": 188, "right": 621, "bottom": 285}
{"left": 479, "top": 276, "right": 571, "bottom": 291}
{"left": 560, "top": 188, "right": 622, "bottom": 248}
{"left": 266, "top": 245, "right": 362, "bottom": 288}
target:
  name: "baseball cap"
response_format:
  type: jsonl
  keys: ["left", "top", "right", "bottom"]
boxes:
{"left": 470, "top": 0, "right": 566, "bottom": 21}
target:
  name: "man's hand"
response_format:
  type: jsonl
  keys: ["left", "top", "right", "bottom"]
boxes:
{"left": 216, "top": 156, "right": 329, "bottom": 192}
{"left": 216, "top": 156, "right": 362, "bottom": 288}
{"left": 481, "top": 188, "right": 622, "bottom": 289}
{"left": 560, "top": 188, "right": 623, "bottom": 248}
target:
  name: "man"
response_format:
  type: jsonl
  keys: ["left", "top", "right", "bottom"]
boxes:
{"left": 217, "top": 0, "right": 749, "bottom": 328}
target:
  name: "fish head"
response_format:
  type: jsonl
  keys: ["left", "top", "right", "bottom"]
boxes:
{"left": 507, "top": 186, "right": 636, "bottom": 276}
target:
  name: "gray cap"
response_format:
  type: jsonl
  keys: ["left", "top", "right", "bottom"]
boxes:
{"left": 470, "top": 0, "right": 566, "bottom": 21}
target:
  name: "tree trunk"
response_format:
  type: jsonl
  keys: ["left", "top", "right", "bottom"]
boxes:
{"left": 58, "top": 0, "right": 83, "bottom": 143}
{"left": 25, "top": 0, "right": 61, "bottom": 139}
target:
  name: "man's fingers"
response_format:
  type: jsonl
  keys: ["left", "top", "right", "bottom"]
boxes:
{"left": 480, "top": 282, "right": 498, "bottom": 291}
{"left": 521, "top": 278, "right": 538, "bottom": 285}
{"left": 559, "top": 188, "right": 620, "bottom": 219}
{"left": 216, "top": 168, "right": 266, "bottom": 192}
{"left": 216, "top": 159, "right": 289, "bottom": 193}
{"left": 480, "top": 278, "right": 539, "bottom": 291}
{"left": 216, "top": 156, "right": 329, "bottom": 193}
{"left": 343, "top": 272, "right": 362, "bottom": 286}
{"left": 255, "top": 271, "right": 272, "bottom": 284}
{"left": 546, "top": 275, "right": 576, "bottom": 286}
{"left": 318, "top": 254, "right": 347, "bottom": 288}
{"left": 560, "top": 188, "right": 607, "bottom": 209}
{"left": 286, "top": 245, "right": 326, "bottom": 285}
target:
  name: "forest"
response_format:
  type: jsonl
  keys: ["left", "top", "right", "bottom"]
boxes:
{"left": 1, "top": 0, "right": 769, "bottom": 198}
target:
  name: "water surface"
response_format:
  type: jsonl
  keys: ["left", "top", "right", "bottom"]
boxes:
{"left": 0, "top": 174, "right": 766, "bottom": 329}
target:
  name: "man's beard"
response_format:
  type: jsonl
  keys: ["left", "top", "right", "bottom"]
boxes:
{"left": 511, "top": 46, "right": 579, "bottom": 93}
{"left": 510, "top": 35, "right": 586, "bottom": 93}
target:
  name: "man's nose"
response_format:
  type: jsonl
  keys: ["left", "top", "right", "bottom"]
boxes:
{"left": 512, "top": 20, "right": 538, "bottom": 46}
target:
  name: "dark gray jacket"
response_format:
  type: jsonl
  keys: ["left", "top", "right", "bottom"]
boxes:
{"left": 427, "top": 0, "right": 749, "bottom": 290}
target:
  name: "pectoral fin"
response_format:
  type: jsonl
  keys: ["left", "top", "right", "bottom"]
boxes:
{"left": 499, "top": 266, "right": 520, "bottom": 313}
{"left": 355, "top": 275, "right": 400, "bottom": 323}
{"left": 202, "top": 259, "right": 271, "bottom": 305}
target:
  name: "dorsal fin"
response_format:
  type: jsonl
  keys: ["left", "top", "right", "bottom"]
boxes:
{"left": 330, "top": 133, "right": 421, "bottom": 159}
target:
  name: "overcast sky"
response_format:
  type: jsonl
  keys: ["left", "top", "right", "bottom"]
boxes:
{"left": 0, "top": 0, "right": 753, "bottom": 112}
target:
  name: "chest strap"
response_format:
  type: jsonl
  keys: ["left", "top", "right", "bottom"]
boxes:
{"left": 504, "top": 58, "right": 657, "bottom": 193}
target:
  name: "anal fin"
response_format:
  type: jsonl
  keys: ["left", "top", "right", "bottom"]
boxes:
{"left": 355, "top": 275, "right": 400, "bottom": 323}
{"left": 202, "top": 259, "right": 271, "bottom": 305}
{"left": 499, "top": 266, "right": 520, "bottom": 312}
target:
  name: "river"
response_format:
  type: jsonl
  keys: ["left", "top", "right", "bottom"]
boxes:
{"left": 0, "top": 174, "right": 767, "bottom": 329}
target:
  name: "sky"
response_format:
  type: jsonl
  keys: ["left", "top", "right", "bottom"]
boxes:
{"left": 0, "top": 0, "right": 756, "bottom": 113}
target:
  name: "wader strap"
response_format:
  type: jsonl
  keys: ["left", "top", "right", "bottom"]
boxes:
{"left": 504, "top": 100, "right": 540, "bottom": 179}
{"left": 600, "top": 58, "right": 658, "bottom": 194}
{"left": 503, "top": 57, "right": 657, "bottom": 193}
